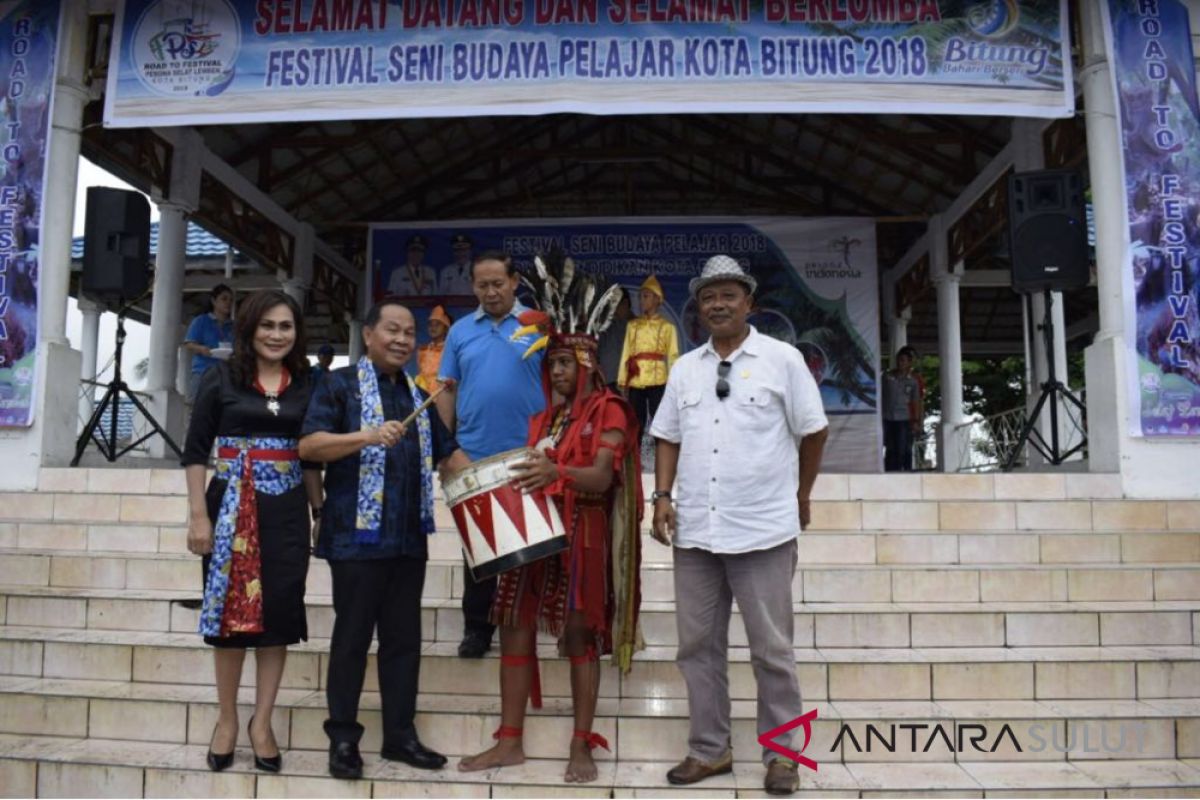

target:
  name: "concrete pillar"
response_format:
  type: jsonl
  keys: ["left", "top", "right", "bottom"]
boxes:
{"left": 77, "top": 299, "right": 102, "bottom": 431}
{"left": 930, "top": 215, "right": 967, "bottom": 472}
{"left": 144, "top": 203, "right": 189, "bottom": 457}
{"left": 281, "top": 278, "right": 307, "bottom": 307}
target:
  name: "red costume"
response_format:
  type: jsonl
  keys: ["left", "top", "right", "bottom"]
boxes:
{"left": 491, "top": 331, "right": 645, "bottom": 680}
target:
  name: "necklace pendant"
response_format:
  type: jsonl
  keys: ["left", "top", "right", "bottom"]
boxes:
{"left": 266, "top": 397, "right": 280, "bottom": 416}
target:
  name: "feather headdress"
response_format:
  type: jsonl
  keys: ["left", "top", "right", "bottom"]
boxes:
{"left": 512, "top": 249, "right": 623, "bottom": 360}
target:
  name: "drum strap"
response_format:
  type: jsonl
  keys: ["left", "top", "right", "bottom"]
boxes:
{"left": 500, "top": 653, "right": 543, "bottom": 709}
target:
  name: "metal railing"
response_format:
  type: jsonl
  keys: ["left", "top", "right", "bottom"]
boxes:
{"left": 952, "top": 397, "right": 1087, "bottom": 472}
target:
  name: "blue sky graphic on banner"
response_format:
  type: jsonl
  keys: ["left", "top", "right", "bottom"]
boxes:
{"left": 106, "top": 0, "right": 1072, "bottom": 126}
{"left": 0, "top": 2, "right": 59, "bottom": 428}
{"left": 370, "top": 217, "right": 880, "bottom": 471}
{"left": 1104, "top": 0, "right": 1200, "bottom": 437}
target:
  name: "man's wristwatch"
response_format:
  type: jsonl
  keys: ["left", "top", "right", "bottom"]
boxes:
{"left": 651, "top": 490, "right": 672, "bottom": 502}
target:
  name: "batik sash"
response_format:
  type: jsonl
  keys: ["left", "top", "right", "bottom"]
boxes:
{"left": 199, "top": 436, "right": 302, "bottom": 637}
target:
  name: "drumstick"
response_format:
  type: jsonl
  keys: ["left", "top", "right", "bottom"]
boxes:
{"left": 400, "top": 381, "right": 451, "bottom": 429}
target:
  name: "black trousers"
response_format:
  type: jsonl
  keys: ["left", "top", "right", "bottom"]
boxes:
{"left": 461, "top": 559, "right": 496, "bottom": 640}
{"left": 628, "top": 384, "right": 665, "bottom": 441}
{"left": 325, "top": 557, "right": 426, "bottom": 749}
{"left": 883, "top": 420, "right": 914, "bottom": 472}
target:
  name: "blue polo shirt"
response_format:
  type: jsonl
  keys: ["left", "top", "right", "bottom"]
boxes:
{"left": 185, "top": 313, "right": 234, "bottom": 377}
{"left": 438, "top": 302, "right": 545, "bottom": 460}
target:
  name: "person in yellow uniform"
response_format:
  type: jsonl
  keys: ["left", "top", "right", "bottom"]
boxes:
{"left": 617, "top": 275, "right": 680, "bottom": 443}
{"left": 415, "top": 306, "right": 452, "bottom": 392}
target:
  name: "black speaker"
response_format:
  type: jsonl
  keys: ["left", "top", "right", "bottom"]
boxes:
{"left": 1008, "top": 169, "right": 1089, "bottom": 293}
{"left": 80, "top": 187, "right": 151, "bottom": 309}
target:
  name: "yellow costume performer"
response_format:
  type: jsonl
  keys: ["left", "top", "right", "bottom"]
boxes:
{"left": 415, "top": 305, "right": 451, "bottom": 392}
{"left": 617, "top": 275, "right": 680, "bottom": 439}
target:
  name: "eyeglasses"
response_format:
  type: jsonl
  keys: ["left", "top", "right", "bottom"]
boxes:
{"left": 716, "top": 360, "right": 732, "bottom": 401}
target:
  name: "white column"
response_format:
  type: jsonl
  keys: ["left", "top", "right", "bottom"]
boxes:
{"left": 1079, "top": 4, "right": 1128, "bottom": 341}
{"left": 930, "top": 213, "right": 966, "bottom": 472}
{"left": 1077, "top": 0, "right": 1128, "bottom": 475}
{"left": 77, "top": 299, "right": 102, "bottom": 430}
{"left": 39, "top": 6, "right": 88, "bottom": 346}
{"left": 144, "top": 203, "right": 189, "bottom": 458}
{"left": 146, "top": 204, "right": 188, "bottom": 392}
{"left": 936, "top": 272, "right": 965, "bottom": 471}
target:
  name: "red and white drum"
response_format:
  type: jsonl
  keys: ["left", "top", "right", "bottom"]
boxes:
{"left": 442, "top": 447, "right": 568, "bottom": 582}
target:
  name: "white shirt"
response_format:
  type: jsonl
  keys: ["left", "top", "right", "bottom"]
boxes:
{"left": 650, "top": 326, "right": 828, "bottom": 554}
{"left": 387, "top": 263, "right": 437, "bottom": 296}
{"left": 440, "top": 262, "right": 474, "bottom": 296}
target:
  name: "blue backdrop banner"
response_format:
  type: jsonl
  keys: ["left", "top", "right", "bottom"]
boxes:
{"left": 106, "top": 0, "right": 1072, "bottom": 126}
{"left": 370, "top": 216, "right": 881, "bottom": 471}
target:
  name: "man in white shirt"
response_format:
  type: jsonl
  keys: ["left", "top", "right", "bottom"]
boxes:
{"left": 650, "top": 255, "right": 828, "bottom": 796}
{"left": 387, "top": 234, "right": 437, "bottom": 297}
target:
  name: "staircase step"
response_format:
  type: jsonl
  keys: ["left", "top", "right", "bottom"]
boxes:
{"left": 1, "top": 626, "right": 1197, "bottom": 701}
{"left": 2, "top": 678, "right": 1198, "bottom": 762}
{"left": 1, "top": 733, "right": 1198, "bottom": 796}
{"left": 3, "top": 586, "right": 1197, "bottom": 648}
{"left": 4, "top": 549, "right": 1199, "bottom": 604}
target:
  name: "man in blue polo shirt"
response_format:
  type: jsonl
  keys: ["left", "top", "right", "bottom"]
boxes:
{"left": 435, "top": 250, "right": 545, "bottom": 658}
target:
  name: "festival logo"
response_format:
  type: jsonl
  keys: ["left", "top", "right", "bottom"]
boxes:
{"left": 967, "top": 0, "right": 1021, "bottom": 38}
{"left": 131, "top": 0, "right": 240, "bottom": 97}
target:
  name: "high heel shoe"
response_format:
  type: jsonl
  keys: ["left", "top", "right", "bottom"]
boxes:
{"left": 248, "top": 716, "right": 282, "bottom": 772}
{"left": 206, "top": 723, "right": 234, "bottom": 772}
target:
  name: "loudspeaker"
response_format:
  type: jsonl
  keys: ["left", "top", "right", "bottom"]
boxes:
{"left": 1008, "top": 169, "right": 1089, "bottom": 293}
{"left": 80, "top": 187, "right": 151, "bottom": 309}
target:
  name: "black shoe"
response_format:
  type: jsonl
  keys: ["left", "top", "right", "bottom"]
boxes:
{"left": 328, "top": 741, "right": 363, "bottom": 780}
{"left": 381, "top": 737, "right": 448, "bottom": 770}
{"left": 206, "top": 749, "right": 234, "bottom": 772}
{"left": 206, "top": 722, "right": 234, "bottom": 772}
{"left": 248, "top": 716, "right": 282, "bottom": 773}
{"left": 457, "top": 632, "right": 492, "bottom": 658}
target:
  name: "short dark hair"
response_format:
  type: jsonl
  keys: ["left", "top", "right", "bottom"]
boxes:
{"left": 897, "top": 346, "right": 918, "bottom": 360}
{"left": 211, "top": 283, "right": 232, "bottom": 299}
{"left": 364, "top": 297, "right": 411, "bottom": 328}
{"left": 470, "top": 250, "right": 515, "bottom": 280}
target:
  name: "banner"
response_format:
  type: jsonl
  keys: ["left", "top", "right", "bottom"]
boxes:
{"left": 369, "top": 217, "right": 881, "bottom": 471}
{"left": 1103, "top": 0, "right": 1200, "bottom": 437}
{"left": 0, "top": 3, "right": 59, "bottom": 427}
{"left": 105, "top": 0, "right": 1072, "bottom": 127}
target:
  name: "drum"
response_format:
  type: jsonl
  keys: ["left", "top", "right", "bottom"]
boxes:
{"left": 442, "top": 447, "right": 568, "bottom": 581}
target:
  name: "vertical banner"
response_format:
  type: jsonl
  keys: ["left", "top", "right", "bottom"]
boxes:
{"left": 0, "top": 2, "right": 60, "bottom": 427}
{"left": 369, "top": 217, "right": 880, "bottom": 472}
{"left": 1104, "top": 0, "right": 1200, "bottom": 436}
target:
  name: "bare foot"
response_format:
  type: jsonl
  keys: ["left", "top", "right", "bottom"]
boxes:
{"left": 564, "top": 739, "right": 598, "bottom": 783}
{"left": 458, "top": 739, "right": 525, "bottom": 772}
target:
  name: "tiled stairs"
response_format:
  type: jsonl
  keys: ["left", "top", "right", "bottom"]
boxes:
{"left": 0, "top": 468, "right": 1198, "bottom": 797}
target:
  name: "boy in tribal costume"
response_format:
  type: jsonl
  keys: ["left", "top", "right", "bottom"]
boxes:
{"left": 458, "top": 253, "right": 644, "bottom": 783}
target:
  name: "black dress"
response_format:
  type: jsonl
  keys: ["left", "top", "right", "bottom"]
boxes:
{"left": 183, "top": 362, "right": 316, "bottom": 648}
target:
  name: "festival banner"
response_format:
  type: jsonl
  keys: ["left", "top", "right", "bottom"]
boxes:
{"left": 1103, "top": 0, "right": 1200, "bottom": 437}
{"left": 0, "top": 2, "right": 60, "bottom": 427}
{"left": 369, "top": 217, "right": 881, "bottom": 471}
{"left": 105, "top": 0, "right": 1072, "bottom": 127}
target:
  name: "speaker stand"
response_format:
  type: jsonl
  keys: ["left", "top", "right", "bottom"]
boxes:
{"left": 1003, "top": 290, "right": 1087, "bottom": 470}
{"left": 72, "top": 311, "right": 182, "bottom": 466}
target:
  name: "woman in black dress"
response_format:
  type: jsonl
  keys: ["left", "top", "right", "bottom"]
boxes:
{"left": 183, "top": 290, "right": 324, "bottom": 772}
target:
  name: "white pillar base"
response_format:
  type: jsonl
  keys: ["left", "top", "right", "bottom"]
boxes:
{"left": 0, "top": 342, "right": 83, "bottom": 489}
{"left": 144, "top": 389, "right": 188, "bottom": 460}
